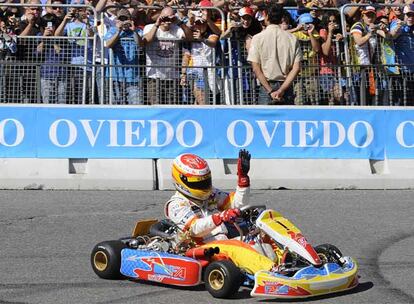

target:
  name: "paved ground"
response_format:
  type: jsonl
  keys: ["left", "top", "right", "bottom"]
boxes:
{"left": 0, "top": 189, "right": 413, "bottom": 304}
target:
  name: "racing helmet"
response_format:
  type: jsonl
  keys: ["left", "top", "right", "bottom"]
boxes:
{"left": 172, "top": 153, "right": 212, "bottom": 201}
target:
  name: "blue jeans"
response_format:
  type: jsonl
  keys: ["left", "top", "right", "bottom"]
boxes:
{"left": 258, "top": 81, "right": 294, "bottom": 105}
{"left": 112, "top": 81, "right": 142, "bottom": 105}
{"left": 41, "top": 78, "right": 67, "bottom": 104}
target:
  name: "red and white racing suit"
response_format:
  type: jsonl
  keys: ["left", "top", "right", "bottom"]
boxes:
{"left": 164, "top": 186, "right": 250, "bottom": 243}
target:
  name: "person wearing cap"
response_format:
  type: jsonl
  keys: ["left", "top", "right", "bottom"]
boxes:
{"left": 220, "top": 6, "right": 262, "bottom": 51}
{"left": 290, "top": 12, "right": 320, "bottom": 105}
{"left": 247, "top": 4, "right": 302, "bottom": 105}
{"left": 180, "top": 11, "right": 219, "bottom": 104}
{"left": 103, "top": 9, "right": 144, "bottom": 105}
{"left": 350, "top": 5, "right": 388, "bottom": 105}
{"left": 196, "top": 0, "right": 222, "bottom": 36}
{"left": 143, "top": 6, "right": 193, "bottom": 104}
{"left": 389, "top": 4, "right": 414, "bottom": 106}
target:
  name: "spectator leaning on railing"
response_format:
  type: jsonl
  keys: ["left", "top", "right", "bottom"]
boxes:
{"left": 54, "top": 0, "right": 95, "bottom": 104}
{"left": 143, "top": 6, "right": 192, "bottom": 104}
{"left": 290, "top": 12, "right": 321, "bottom": 105}
{"left": 0, "top": 12, "right": 18, "bottom": 103}
{"left": 319, "top": 12, "right": 344, "bottom": 105}
{"left": 180, "top": 9, "right": 219, "bottom": 105}
{"left": 35, "top": 17, "right": 68, "bottom": 104}
{"left": 104, "top": 8, "right": 144, "bottom": 105}
{"left": 247, "top": 4, "right": 302, "bottom": 105}
{"left": 389, "top": 4, "right": 414, "bottom": 106}
{"left": 350, "top": 5, "right": 388, "bottom": 105}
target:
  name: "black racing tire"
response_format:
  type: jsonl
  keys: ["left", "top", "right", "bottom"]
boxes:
{"left": 203, "top": 260, "right": 243, "bottom": 299}
{"left": 91, "top": 240, "right": 127, "bottom": 280}
{"left": 314, "top": 243, "right": 344, "bottom": 265}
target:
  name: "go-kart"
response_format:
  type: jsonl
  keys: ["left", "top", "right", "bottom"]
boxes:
{"left": 91, "top": 205, "right": 358, "bottom": 299}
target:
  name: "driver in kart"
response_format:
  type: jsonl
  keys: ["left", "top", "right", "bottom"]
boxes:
{"left": 164, "top": 150, "right": 251, "bottom": 243}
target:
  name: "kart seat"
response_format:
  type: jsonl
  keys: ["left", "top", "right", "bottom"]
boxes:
{"left": 149, "top": 219, "right": 177, "bottom": 238}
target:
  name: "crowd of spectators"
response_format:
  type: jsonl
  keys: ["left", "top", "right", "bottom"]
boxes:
{"left": 0, "top": 0, "right": 413, "bottom": 105}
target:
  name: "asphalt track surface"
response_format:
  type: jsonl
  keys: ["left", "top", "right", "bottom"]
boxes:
{"left": 1, "top": 190, "right": 414, "bottom": 304}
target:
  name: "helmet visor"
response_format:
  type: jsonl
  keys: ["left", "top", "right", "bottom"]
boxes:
{"left": 180, "top": 173, "right": 212, "bottom": 190}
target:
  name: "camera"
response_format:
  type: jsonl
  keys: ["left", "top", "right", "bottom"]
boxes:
{"left": 303, "top": 24, "right": 311, "bottom": 30}
{"left": 233, "top": 21, "right": 243, "bottom": 27}
{"left": 161, "top": 16, "right": 174, "bottom": 22}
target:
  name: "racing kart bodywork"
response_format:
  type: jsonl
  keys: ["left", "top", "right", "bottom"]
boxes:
{"left": 91, "top": 206, "right": 358, "bottom": 299}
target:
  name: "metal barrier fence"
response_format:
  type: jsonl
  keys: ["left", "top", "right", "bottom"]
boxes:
{"left": 1, "top": 3, "right": 413, "bottom": 105}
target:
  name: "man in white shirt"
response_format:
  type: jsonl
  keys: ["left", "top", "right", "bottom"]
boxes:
{"left": 143, "top": 6, "right": 192, "bottom": 104}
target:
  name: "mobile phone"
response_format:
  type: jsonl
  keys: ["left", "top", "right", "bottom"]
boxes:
{"left": 47, "top": 21, "right": 53, "bottom": 28}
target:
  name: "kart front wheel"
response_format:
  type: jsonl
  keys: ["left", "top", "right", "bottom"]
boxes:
{"left": 315, "top": 243, "right": 344, "bottom": 265}
{"left": 204, "top": 260, "right": 242, "bottom": 299}
{"left": 91, "top": 240, "right": 127, "bottom": 280}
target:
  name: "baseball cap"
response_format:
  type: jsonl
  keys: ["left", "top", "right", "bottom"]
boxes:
{"left": 199, "top": 0, "right": 213, "bottom": 7}
{"left": 255, "top": 11, "right": 264, "bottom": 22}
{"left": 239, "top": 6, "right": 254, "bottom": 17}
{"left": 298, "top": 13, "right": 313, "bottom": 24}
{"left": 403, "top": 4, "right": 414, "bottom": 14}
{"left": 362, "top": 5, "right": 376, "bottom": 14}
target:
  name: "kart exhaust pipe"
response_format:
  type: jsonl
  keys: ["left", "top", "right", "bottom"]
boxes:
{"left": 185, "top": 247, "right": 220, "bottom": 259}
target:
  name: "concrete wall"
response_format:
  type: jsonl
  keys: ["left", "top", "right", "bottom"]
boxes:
{"left": 0, "top": 158, "right": 155, "bottom": 190}
{"left": 2, "top": 157, "right": 411, "bottom": 190}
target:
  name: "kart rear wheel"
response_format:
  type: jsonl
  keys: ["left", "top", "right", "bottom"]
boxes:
{"left": 91, "top": 240, "right": 127, "bottom": 280}
{"left": 315, "top": 243, "right": 344, "bottom": 265}
{"left": 204, "top": 260, "right": 243, "bottom": 299}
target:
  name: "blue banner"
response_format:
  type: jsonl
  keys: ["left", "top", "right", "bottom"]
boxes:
{"left": 0, "top": 106, "right": 412, "bottom": 159}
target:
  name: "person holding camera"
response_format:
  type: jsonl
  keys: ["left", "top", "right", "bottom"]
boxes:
{"left": 180, "top": 11, "right": 219, "bottom": 105}
{"left": 290, "top": 13, "right": 321, "bottom": 105}
{"left": 0, "top": 15, "right": 18, "bottom": 103}
{"left": 54, "top": 0, "right": 94, "bottom": 104}
{"left": 350, "top": 5, "right": 386, "bottom": 105}
{"left": 143, "top": 6, "right": 192, "bottom": 104}
{"left": 36, "top": 17, "right": 68, "bottom": 104}
{"left": 319, "top": 12, "right": 344, "bottom": 105}
{"left": 104, "top": 9, "right": 144, "bottom": 105}
{"left": 389, "top": 4, "right": 414, "bottom": 106}
{"left": 13, "top": 0, "right": 43, "bottom": 103}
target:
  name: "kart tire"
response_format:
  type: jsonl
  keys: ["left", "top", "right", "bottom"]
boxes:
{"left": 204, "top": 260, "right": 243, "bottom": 299}
{"left": 91, "top": 240, "right": 127, "bottom": 280}
{"left": 315, "top": 243, "right": 343, "bottom": 265}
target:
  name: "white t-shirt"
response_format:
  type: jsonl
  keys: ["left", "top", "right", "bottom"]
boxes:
{"left": 184, "top": 40, "right": 216, "bottom": 91}
{"left": 143, "top": 23, "right": 185, "bottom": 80}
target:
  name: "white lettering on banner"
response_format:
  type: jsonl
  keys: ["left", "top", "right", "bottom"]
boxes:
{"left": 298, "top": 121, "right": 319, "bottom": 147}
{"left": 149, "top": 120, "right": 174, "bottom": 147}
{"left": 0, "top": 119, "right": 24, "bottom": 147}
{"left": 348, "top": 121, "right": 374, "bottom": 148}
{"left": 49, "top": 119, "right": 77, "bottom": 147}
{"left": 176, "top": 120, "right": 202, "bottom": 148}
{"left": 321, "top": 121, "right": 346, "bottom": 148}
{"left": 227, "top": 120, "right": 254, "bottom": 147}
{"left": 124, "top": 120, "right": 146, "bottom": 147}
{"left": 48, "top": 119, "right": 203, "bottom": 148}
{"left": 108, "top": 120, "right": 120, "bottom": 147}
{"left": 226, "top": 120, "right": 374, "bottom": 148}
{"left": 396, "top": 121, "right": 414, "bottom": 148}
{"left": 283, "top": 121, "right": 294, "bottom": 147}
{"left": 256, "top": 120, "right": 281, "bottom": 147}
{"left": 80, "top": 120, "right": 105, "bottom": 147}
